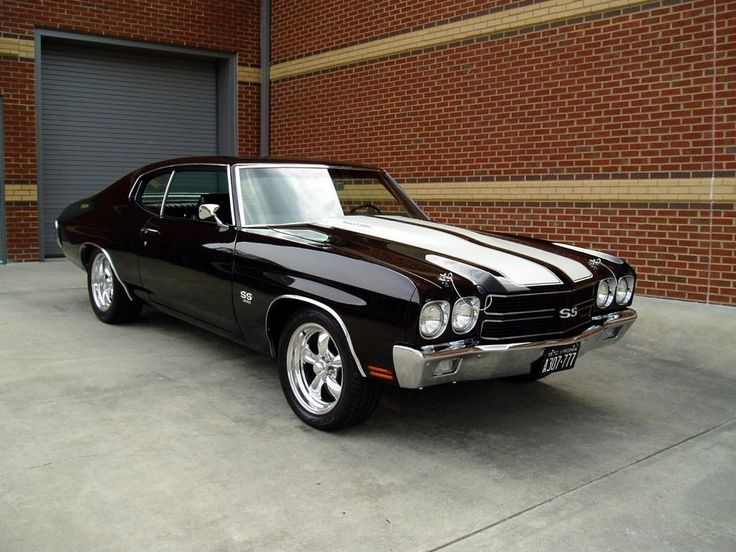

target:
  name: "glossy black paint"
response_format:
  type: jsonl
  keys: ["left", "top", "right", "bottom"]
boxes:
{"left": 57, "top": 156, "right": 637, "bottom": 383}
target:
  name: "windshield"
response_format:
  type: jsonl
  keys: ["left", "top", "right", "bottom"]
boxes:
{"left": 236, "top": 166, "right": 423, "bottom": 225}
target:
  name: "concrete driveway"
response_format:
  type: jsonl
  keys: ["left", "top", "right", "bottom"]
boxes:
{"left": 1, "top": 260, "right": 734, "bottom": 552}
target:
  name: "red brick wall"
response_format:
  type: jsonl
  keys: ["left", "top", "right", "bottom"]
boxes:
{"left": 1, "top": 0, "right": 259, "bottom": 64}
{"left": 272, "top": 0, "right": 731, "bottom": 178}
{"left": 270, "top": 0, "right": 736, "bottom": 305}
{"left": 239, "top": 84, "right": 260, "bottom": 157}
{"left": 1, "top": 0, "right": 260, "bottom": 261}
{"left": 423, "top": 201, "right": 736, "bottom": 304}
{"left": 4, "top": 203, "right": 39, "bottom": 261}
{"left": 0, "top": 60, "right": 36, "bottom": 185}
{"left": 272, "top": 0, "right": 522, "bottom": 62}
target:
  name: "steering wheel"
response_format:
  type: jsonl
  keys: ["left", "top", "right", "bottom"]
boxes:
{"left": 349, "top": 202, "right": 382, "bottom": 214}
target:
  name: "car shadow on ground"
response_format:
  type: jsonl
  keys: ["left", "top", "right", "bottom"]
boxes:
{"left": 129, "top": 306, "right": 632, "bottom": 468}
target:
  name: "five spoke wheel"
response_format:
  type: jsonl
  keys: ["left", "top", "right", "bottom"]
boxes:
{"left": 90, "top": 252, "right": 115, "bottom": 312}
{"left": 278, "top": 309, "right": 382, "bottom": 430}
{"left": 286, "top": 323, "right": 343, "bottom": 414}
{"left": 86, "top": 249, "right": 142, "bottom": 324}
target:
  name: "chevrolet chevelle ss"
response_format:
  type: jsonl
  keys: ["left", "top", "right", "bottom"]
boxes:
{"left": 57, "top": 157, "right": 637, "bottom": 430}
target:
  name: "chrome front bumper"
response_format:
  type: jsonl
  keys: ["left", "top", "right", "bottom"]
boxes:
{"left": 392, "top": 309, "right": 637, "bottom": 389}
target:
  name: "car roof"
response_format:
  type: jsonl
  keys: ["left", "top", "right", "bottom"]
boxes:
{"left": 132, "top": 156, "right": 382, "bottom": 177}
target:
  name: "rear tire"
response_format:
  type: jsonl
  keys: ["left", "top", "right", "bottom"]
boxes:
{"left": 87, "top": 249, "right": 142, "bottom": 324}
{"left": 278, "top": 308, "right": 381, "bottom": 431}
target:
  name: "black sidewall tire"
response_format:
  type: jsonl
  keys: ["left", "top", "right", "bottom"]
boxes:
{"left": 87, "top": 250, "right": 141, "bottom": 324}
{"left": 278, "top": 309, "right": 381, "bottom": 431}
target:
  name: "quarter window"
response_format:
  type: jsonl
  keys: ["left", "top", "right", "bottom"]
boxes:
{"left": 137, "top": 170, "right": 172, "bottom": 214}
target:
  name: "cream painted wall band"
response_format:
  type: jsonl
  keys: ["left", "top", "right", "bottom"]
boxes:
{"left": 4, "top": 184, "right": 38, "bottom": 202}
{"left": 271, "top": 0, "right": 664, "bottom": 80}
{"left": 237, "top": 65, "right": 261, "bottom": 84}
{"left": 0, "top": 36, "right": 35, "bottom": 60}
{"left": 401, "top": 178, "right": 736, "bottom": 202}
{"left": 5, "top": 179, "right": 732, "bottom": 204}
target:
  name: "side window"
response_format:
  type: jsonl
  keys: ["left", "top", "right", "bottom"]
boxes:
{"left": 137, "top": 170, "right": 172, "bottom": 214}
{"left": 332, "top": 170, "right": 410, "bottom": 216}
{"left": 161, "top": 167, "right": 231, "bottom": 224}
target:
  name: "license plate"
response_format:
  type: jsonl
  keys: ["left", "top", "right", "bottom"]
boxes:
{"left": 532, "top": 342, "right": 580, "bottom": 376}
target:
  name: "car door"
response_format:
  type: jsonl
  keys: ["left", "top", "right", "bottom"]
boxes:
{"left": 137, "top": 165, "right": 240, "bottom": 334}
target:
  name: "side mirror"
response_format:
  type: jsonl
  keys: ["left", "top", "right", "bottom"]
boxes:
{"left": 198, "top": 203, "right": 227, "bottom": 228}
{"left": 198, "top": 203, "right": 220, "bottom": 221}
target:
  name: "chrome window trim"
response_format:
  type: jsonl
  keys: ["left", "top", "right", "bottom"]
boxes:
{"left": 129, "top": 169, "right": 173, "bottom": 215}
{"left": 158, "top": 169, "right": 176, "bottom": 218}
{"left": 233, "top": 163, "right": 405, "bottom": 228}
{"left": 265, "top": 294, "right": 366, "bottom": 378}
{"left": 79, "top": 243, "right": 134, "bottom": 301}
{"left": 131, "top": 163, "right": 236, "bottom": 226}
{"left": 129, "top": 162, "right": 227, "bottom": 195}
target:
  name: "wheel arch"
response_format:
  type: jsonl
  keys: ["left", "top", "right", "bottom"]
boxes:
{"left": 265, "top": 295, "right": 366, "bottom": 378}
{"left": 80, "top": 243, "right": 134, "bottom": 301}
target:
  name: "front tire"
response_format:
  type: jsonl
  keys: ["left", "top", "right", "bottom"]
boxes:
{"left": 278, "top": 309, "right": 381, "bottom": 431}
{"left": 87, "top": 250, "right": 142, "bottom": 324}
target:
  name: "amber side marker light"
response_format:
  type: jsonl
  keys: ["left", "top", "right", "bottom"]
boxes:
{"left": 368, "top": 366, "right": 395, "bottom": 381}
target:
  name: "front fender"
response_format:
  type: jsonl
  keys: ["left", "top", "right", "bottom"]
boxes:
{"left": 231, "top": 234, "right": 420, "bottom": 375}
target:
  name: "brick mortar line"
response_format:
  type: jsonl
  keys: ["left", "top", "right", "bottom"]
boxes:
{"left": 399, "top": 173, "right": 736, "bottom": 183}
{"left": 4, "top": 200, "right": 734, "bottom": 209}
{"left": 427, "top": 417, "right": 736, "bottom": 552}
{"left": 272, "top": 0, "right": 553, "bottom": 64}
{"left": 271, "top": 0, "right": 693, "bottom": 81}
{"left": 419, "top": 200, "right": 735, "bottom": 208}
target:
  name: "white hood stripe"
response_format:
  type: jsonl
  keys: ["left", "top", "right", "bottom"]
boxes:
{"left": 323, "top": 216, "right": 562, "bottom": 287}
{"left": 554, "top": 243, "right": 624, "bottom": 265}
{"left": 393, "top": 218, "right": 593, "bottom": 282}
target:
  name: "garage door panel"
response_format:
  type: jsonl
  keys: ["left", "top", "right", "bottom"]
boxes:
{"left": 41, "top": 42, "right": 219, "bottom": 257}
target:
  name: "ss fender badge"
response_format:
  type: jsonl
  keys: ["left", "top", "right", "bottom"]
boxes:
{"left": 559, "top": 307, "right": 578, "bottom": 319}
{"left": 240, "top": 290, "right": 253, "bottom": 304}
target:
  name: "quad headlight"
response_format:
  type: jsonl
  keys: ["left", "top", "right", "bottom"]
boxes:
{"left": 596, "top": 276, "right": 635, "bottom": 308}
{"left": 596, "top": 278, "right": 616, "bottom": 308}
{"left": 615, "top": 275, "right": 635, "bottom": 305}
{"left": 451, "top": 296, "right": 481, "bottom": 334}
{"left": 419, "top": 300, "right": 450, "bottom": 339}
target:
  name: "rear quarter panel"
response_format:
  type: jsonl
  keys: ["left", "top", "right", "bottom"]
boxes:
{"left": 57, "top": 174, "right": 149, "bottom": 288}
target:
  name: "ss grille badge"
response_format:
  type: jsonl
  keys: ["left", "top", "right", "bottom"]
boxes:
{"left": 559, "top": 307, "right": 578, "bottom": 319}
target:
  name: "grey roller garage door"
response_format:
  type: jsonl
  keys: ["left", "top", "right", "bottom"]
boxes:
{"left": 40, "top": 42, "right": 219, "bottom": 257}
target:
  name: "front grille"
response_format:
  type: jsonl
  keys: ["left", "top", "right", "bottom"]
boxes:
{"left": 480, "top": 284, "right": 596, "bottom": 342}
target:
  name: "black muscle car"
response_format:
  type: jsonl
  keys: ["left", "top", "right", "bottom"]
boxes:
{"left": 56, "top": 157, "right": 637, "bottom": 430}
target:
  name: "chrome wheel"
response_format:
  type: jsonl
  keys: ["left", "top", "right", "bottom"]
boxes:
{"left": 90, "top": 253, "right": 114, "bottom": 312}
{"left": 285, "top": 322, "right": 343, "bottom": 415}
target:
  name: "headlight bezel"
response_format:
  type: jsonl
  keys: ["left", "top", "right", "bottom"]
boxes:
{"left": 615, "top": 275, "right": 635, "bottom": 305}
{"left": 596, "top": 278, "right": 616, "bottom": 309}
{"left": 419, "top": 300, "right": 450, "bottom": 339}
{"left": 451, "top": 296, "right": 481, "bottom": 335}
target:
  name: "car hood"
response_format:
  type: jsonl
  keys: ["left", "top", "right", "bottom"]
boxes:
{"left": 274, "top": 215, "right": 625, "bottom": 294}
